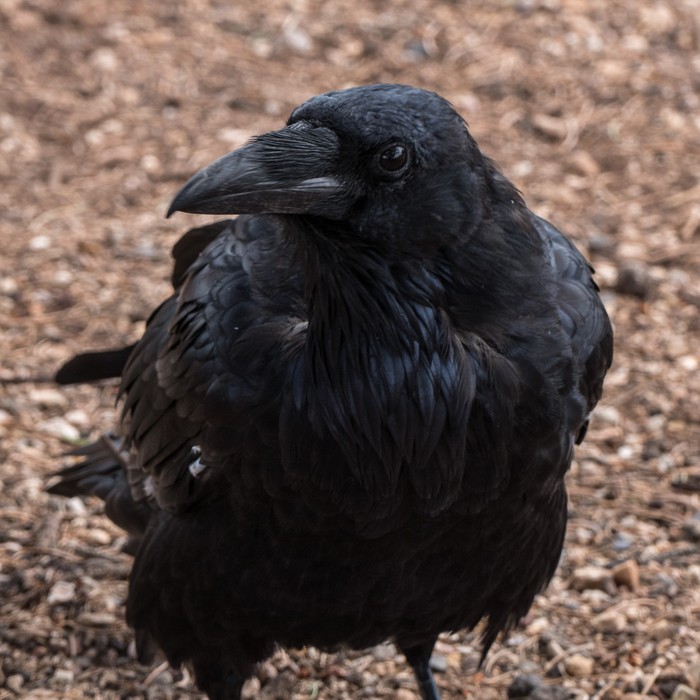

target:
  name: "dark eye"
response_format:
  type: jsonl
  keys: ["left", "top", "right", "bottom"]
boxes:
{"left": 377, "top": 143, "right": 409, "bottom": 174}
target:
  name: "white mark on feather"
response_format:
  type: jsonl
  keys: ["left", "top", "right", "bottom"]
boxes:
{"left": 189, "top": 445, "right": 207, "bottom": 478}
{"left": 144, "top": 475, "right": 155, "bottom": 498}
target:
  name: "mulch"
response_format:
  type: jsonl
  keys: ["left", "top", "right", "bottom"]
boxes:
{"left": 1, "top": 1, "right": 699, "bottom": 698}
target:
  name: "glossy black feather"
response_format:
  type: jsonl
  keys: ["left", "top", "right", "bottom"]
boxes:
{"left": 49, "top": 84, "right": 612, "bottom": 699}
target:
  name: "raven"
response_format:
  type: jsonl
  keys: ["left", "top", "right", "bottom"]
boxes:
{"left": 50, "top": 84, "right": 613, "bottom": 700}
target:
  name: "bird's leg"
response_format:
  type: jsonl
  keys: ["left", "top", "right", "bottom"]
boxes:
{"left": 192, "top": 662, "right": 244, "bottom": 700}
{"left": 399, "top": 638, "right": 441, "bottom": 700}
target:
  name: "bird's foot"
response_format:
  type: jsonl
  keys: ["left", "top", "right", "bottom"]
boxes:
{"left": 399, "top": 638, "right": 442, "bottom": 700}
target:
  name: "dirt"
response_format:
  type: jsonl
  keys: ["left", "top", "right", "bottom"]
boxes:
{"left": 1, "top": 0, "right": 699, "bottom": 698}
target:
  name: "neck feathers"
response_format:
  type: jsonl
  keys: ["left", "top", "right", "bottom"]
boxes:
{"left": 296, "top": 238, "right": 475, "bottom": 516}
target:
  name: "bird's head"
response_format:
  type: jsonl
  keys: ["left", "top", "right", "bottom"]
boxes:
{"left": 168, "top": 84, "right": 490, "bottom": 250}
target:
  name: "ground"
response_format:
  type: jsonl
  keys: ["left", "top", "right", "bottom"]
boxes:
{"left": 0, "top": 0, "right": 699, "bottom": 698}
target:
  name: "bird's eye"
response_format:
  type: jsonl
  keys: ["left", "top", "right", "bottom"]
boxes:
{"left": 377, "top": 143, "right": 409, "bottom": 174}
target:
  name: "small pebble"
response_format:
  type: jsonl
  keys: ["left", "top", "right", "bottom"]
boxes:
{"left": 47, "top": 580, "right": 76, "bottom": 605}
{"left": 29, "top": 388, "right": 68, "bottom": 407}
{"left": 429, "top": 654, "right": 447, "bottom": 673}
{"left": 66, "top": 497, "right": 88, "bottom": 515}
{"left": 394, "top": 689, "right": 419, "bottom": 700}
{"left": 612, "top": 559, "right": 640, "bottom": 591}
{"left": 29, "top": 235, "right": 51, "bottom": 250}
{"left": 526, "top": 617, "right": 549, "bottom": 635}
{"left": 64, "top": 409, "right": 91, "bottom": 428}
{"left": 570, "top": 566, "right": 616, "bottom": 594}
{"left": 593, "top": 609, "right": 627, "bottom": 633}
{"left": 87, "top": 528, "right": 113, "bottom": 546}
{"left": 563, "top": 653, "right": 594, "bottom": 677}
{"left": 37, "top": 416, "right": 80, "bottom": 442}
{"left": 52, "top": 668, "right": 75, "bottom": 684}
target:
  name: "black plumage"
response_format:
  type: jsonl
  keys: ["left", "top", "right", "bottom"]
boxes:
{"left": 49, "top": 84, "right": 613, "bottom": 700}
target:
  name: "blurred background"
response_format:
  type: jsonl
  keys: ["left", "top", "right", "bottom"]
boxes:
{"left": 0, "top": 1, "right": 699, "bottom": 698}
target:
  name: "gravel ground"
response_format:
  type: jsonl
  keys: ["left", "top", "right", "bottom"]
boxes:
{"left": 1, "top": 1, "right": 699, "bottom": 698}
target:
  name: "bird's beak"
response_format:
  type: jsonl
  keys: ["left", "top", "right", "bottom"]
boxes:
{"left": 167, "top": 122, "right": 347, "bottom": 218}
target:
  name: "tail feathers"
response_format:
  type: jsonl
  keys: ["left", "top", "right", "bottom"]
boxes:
{"left": 55, "top": 345, "right": 136, "bottom": 385}
{"left": 48, "top": 434, "right": 151, "bottom": 544}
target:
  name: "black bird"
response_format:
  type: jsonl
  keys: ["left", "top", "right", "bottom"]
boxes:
{"left": 50, "top": 84, "right": 613, "bottom": 700}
